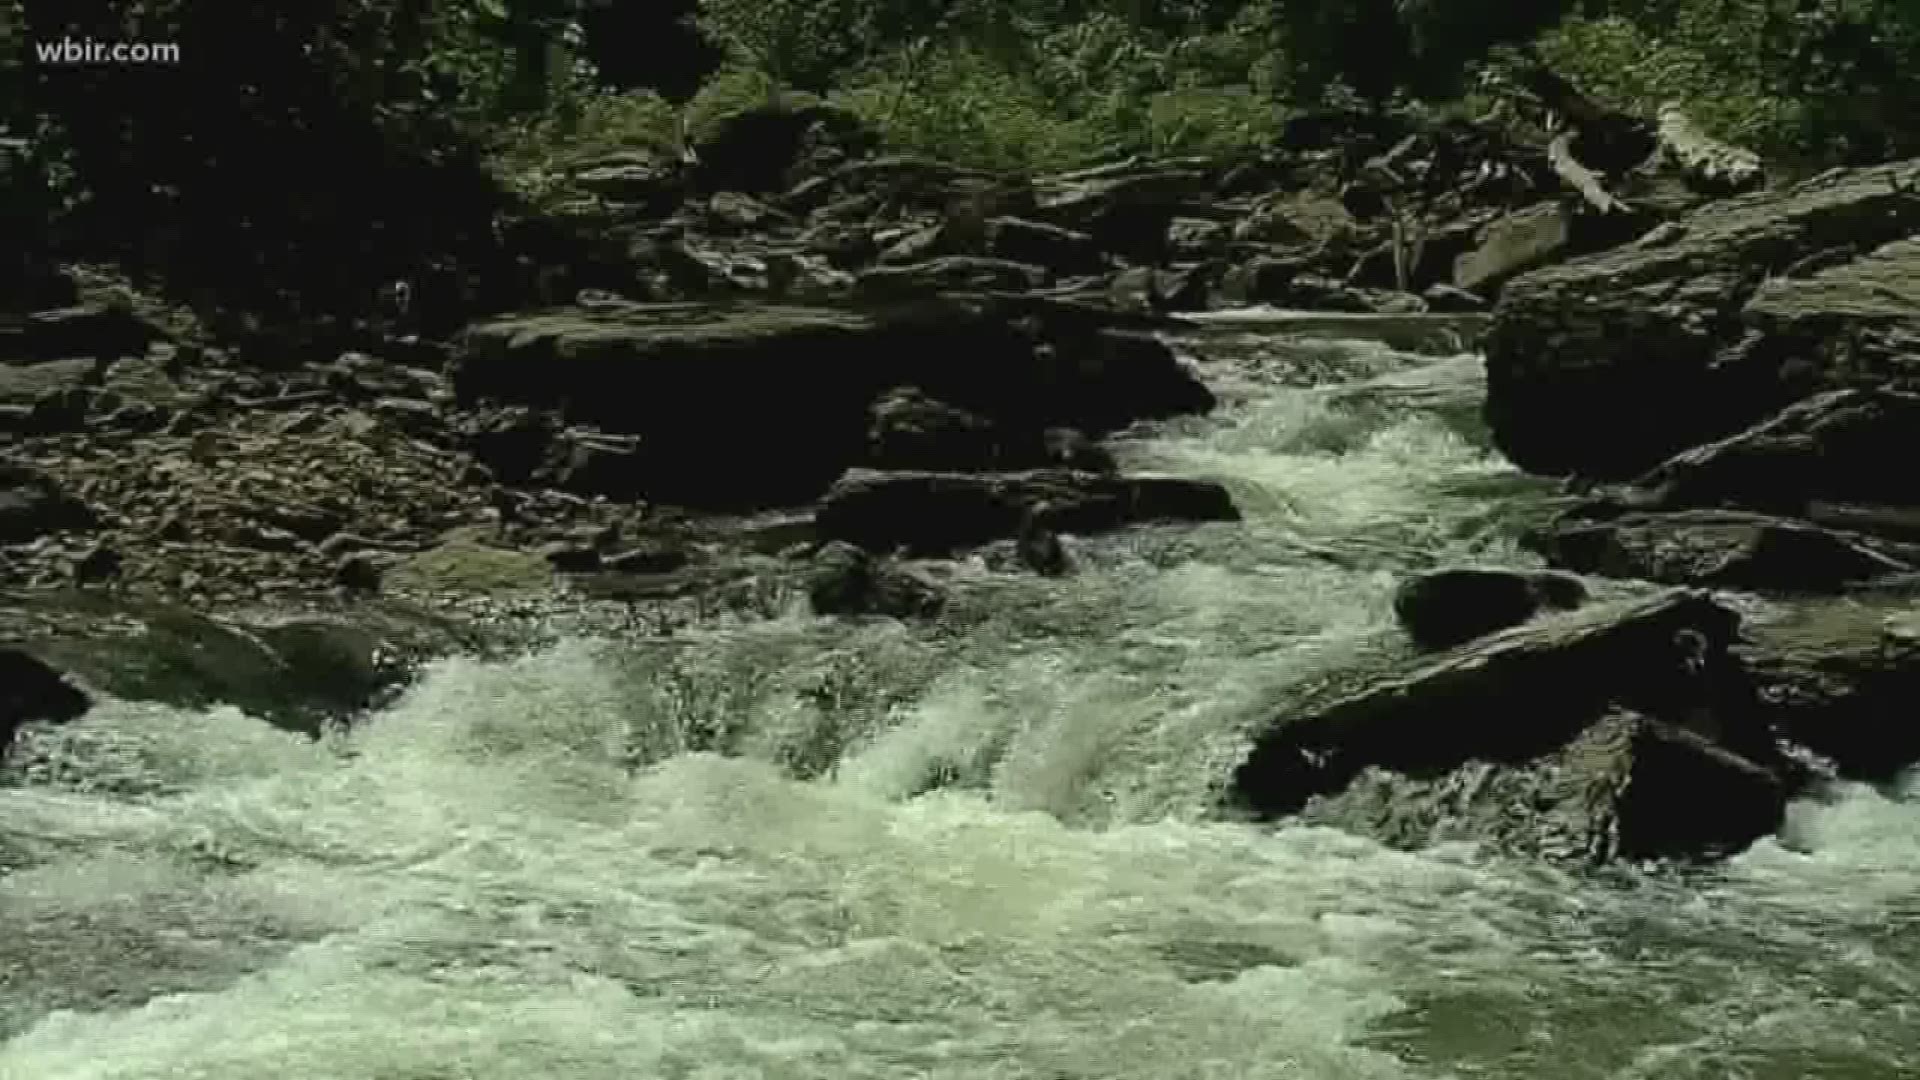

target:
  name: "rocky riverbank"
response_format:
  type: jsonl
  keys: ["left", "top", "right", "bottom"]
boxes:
{"left": 7, "top": 96, "right": 1920, "bottom": 866}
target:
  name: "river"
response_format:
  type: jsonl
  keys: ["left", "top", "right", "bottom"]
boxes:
{"left": 2, "top": 321, "right": 1917, "bottom": 1079}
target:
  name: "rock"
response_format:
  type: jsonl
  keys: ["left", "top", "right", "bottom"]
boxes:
{"left": 1107, "top": 265, "right": 1211, "bottom": 313}
{"left": 1738, "top": 596, "right": 1920, "bottom": 780}
{"left": 1420, "top": 283, "right": 1487, "bottom": 312}
{"left": 1168, "top": 217, "right": 1229, "bottom": 260}
{"left": 0, "top": 303, "right": 162, "bottom": 363}
{"left": 691, "top": 102, "right": 879, "bottom": 196}
{"left": 0, "top": 356, "right": 98, "bottom": 407}
{"left": 603, "top": 540, "right": 691, "bottom": 574}
{"left": 1618, "top": 388, "right": 1920, "bottom": 516}
{"left": 1234, "top": 192, "right": 1353, "bottom": 247}
{"left": 1039, "top": 427, "right": 1116, "bottom": 473}
{"left": 804, "top": 539, "right": 946, "bottom": 619}
{"left": 539, "top": 540, "right": 602, "bottom": 572}
{"left": 385, "top": 531, "right": 555, "bottom": 597}
{"left": 0, "top": 591, "right": 478, "bottom": 736}
{"left": 1297, "top": 706, "right": 1787, "bottom": 862}
{"left": 0, "top": 464, "right": 97, "bottom": 544}
{"left": 334, "top": 551, "right": 384, "bottom": 593}
{"left": 1452, "top": 202, "right": 1574, "bottom": 294}
{"left": 544, "top": 430, "right": 648, "bottom": 498}
{"left": 1030, "top": 165, "right": 1211, "bottom": 263}
{"left": 1221, "top": 268, "right": 1382, "bottom": 312}
{"left": 1, "top": 646, "right": 91, "bottom": 752}
{"left": 570, "top": 151, "right": 683, "bottom": 212}
{"left": 1530, "top": 509, "right": 1915, "bottom": 592}
{"left": 1485, "top": 159, "right": 1920, "bottom": 479}
{"left": 459, "top": 406, "right": 560, "bottom": 486}
{"left": 816, "top": 468, "right": 1239, "bottom": 554}
{"left": 983, "top": 216, "right": 1104, "bottom": 276}
{"left": 702, "top": 190, "right": 793, "bottom": 233}
{"left": 865, "top": 386, "right": 1000, "bottom": 471}
{"left": 1230, "top": 589, "right": 1784, "bottom": 838}
{"left": 1014, "top": 512, "right": 1069, "bottom": 576}
{"left": 454, "top": 298, "right": 1213, "bottom": 506}
{"left": 1393, "top": 568, "right": 1588, "bottom": 650}
{"left": 855, "top": 256, "right": 1050, "bottom": 299}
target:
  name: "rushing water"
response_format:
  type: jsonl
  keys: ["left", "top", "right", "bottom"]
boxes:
{"left": 3, "top": 325, "right": 1918, "bottom": 1079}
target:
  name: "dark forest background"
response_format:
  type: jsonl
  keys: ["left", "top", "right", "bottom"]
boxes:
{"left": 4, "top": 0, "right": 1917, "bottom": 345}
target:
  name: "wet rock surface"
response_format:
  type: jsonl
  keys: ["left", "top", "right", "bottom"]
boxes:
{"left": 1392, "top": 567, "right": 1588, "bottom": 650}
{"left": 1230, "top": 590, "right": 1795, "bottom": 861}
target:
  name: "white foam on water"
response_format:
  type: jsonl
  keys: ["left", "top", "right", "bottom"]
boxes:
{"left": 4, "top": 337, "right": 1917, "bottom": 1079}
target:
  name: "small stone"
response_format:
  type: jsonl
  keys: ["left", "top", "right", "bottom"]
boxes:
{"left": 335, "top": 552, "right": 384, "bottom": 594}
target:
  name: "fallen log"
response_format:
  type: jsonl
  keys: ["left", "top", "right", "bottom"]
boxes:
{"left": 1656, "top": 102, "right": 1763, "bottom": 193}
{"left": 1547, "top": 131, "right": 1629, "bottom": 213}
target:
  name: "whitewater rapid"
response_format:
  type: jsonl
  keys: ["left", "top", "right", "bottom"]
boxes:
{"left": 3, "top": 328, "right": 1917, "bottom": 1079}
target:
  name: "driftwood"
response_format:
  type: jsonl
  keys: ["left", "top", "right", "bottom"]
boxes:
{"left": 1547, "top": 131, "right": 1629, "bottom": 213}
{"left": 1656, "top": 102, "right": 1763, "bottom": 193}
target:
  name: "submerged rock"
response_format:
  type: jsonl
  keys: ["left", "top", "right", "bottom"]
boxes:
{"left": 1230, "top": 589, "right": 1788, "bottom": 861}
{"left": 804, "top": 540, "right": 946, "bottom": 619}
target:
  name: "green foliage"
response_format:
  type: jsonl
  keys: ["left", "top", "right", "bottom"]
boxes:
{"left": 1538, "top": 0, "right": 1920, "bottom": 163}
{"left": 1534, "top": 12, "right": 1801, "bottom": 151}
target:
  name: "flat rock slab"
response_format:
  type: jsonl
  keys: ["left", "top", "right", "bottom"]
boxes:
{"left": 0, "top": 591, "right": 483, "bottom": 737}
{"left": 816, "top": 468, "right": 1239, "bottom": 554}
{"left": 1485, "top": 158, "right": 1920, "bottom": 478}
{"left": 1623, "top": 387, "right": 1920, "bottom": 514}
{"left": 455, "top": 298, "right": 1212, "bottom": 506}
{"left": 1229, "top": 588, "right": 1783, "bottom": 848}
{"left": 1532, "top": 508, "right": 1916, "bottom": 593}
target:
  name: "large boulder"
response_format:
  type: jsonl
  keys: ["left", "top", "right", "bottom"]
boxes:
{"left": 816, "top": 468, "right": 1239, "bottom": 554}
{"left": 1297, "top": 706, "right": 1787, "bottom": 862}
{"left": 454, "top": 297, "right": 1213, "bottom": 507}
{"left": 1615, "top": 388, "right": 1920, "bottom": 515}
{"left": 1392, "top": 567, "right": 1587, "bottom": 651}
{"left": 1484, "top": 159, "right": 1920, "bottom": 479}
{"left": 1, "top": 647, "right": 90, "bottom": 751}
{"left": 1738, "top": 594, "right": 1920, "bottom": 781}
{"left": 1229, "top": 589, "right": 1789, "bottom": 860}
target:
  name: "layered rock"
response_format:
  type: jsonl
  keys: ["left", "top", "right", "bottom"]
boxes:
{"left": 454, "top": 297, "right": 1214, "bottom": 507}
{"left": 1485, "top": 159, "right": 1920, "bottom": 479}
{"left": 1230, "top": 590, "right": 1790, "bottom": 861}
